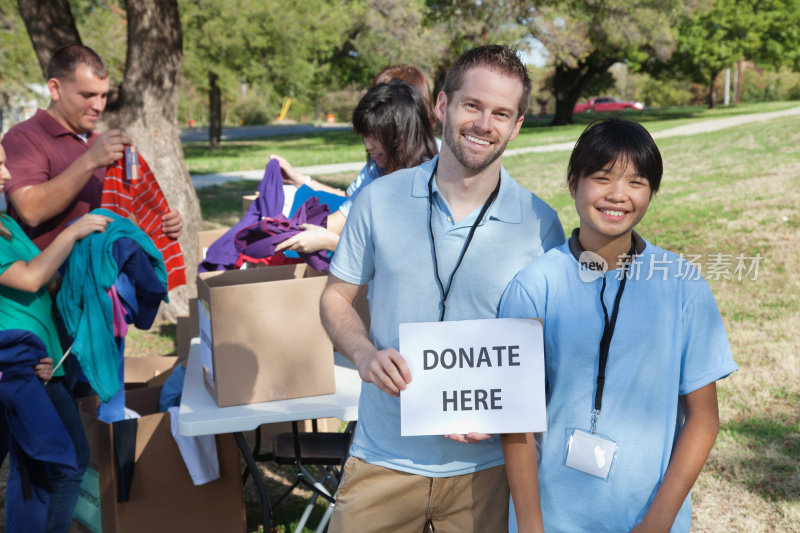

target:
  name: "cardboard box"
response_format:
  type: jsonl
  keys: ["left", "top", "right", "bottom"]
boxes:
{"left": 175, "top": 298, "right": 199, "bottom": 363}
{"left": 197, "top": 263, "right": 335, "bottom": 407}
{"left": 123, "top": 356, "right": 178, "bottom": 389}
{"left": 71, "top": 387, "right": 245, "bottom": 533}
{"left": 197, "top": 228, "right": 229, "bottom": 264}
{"left": 175, "top": 315, "right": 192, "bottom": 363}
{"left": 242, "top": 193, "right": 258, "bottom": 214}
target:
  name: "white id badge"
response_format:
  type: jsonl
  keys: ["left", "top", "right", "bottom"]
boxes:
{"left": 565, "top": 428, "right": 618, "bottom": 480}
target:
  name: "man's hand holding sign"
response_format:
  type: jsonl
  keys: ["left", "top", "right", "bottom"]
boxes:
{"left": 399, "top": 318, "right": 546, "bottom": 437}
{"left": 351, "top": 345, "right": 412, "bottom": 397}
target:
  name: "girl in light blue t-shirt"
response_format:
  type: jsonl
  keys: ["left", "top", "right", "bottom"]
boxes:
{"left": 500, "top": 119, "right": 737, "bottom": 533}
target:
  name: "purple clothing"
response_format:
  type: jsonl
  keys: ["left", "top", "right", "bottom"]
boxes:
{"left": 108, "top": 286, "right": 128, "bottom": 338}
{"left": 1, "top": 109, "right": 105, "bottom": 250}
{"left": 200, "top": 159, "right": 332, "bottom": 272}
{"left": 234, "top": 196, "right": 331, "bottom": 271}
{"left": 200, "top": 160, "right": 285, "bottom": 272}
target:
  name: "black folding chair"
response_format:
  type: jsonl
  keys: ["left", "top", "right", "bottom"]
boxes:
{"left": 271, "top": 420, "right": 356, "bottom": 533}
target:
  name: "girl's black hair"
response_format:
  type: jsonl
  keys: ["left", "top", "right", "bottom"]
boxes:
{"left": 567, "top": 118, "right": 663, "bottom": 194}
{"left": 352, "top": 79, "right": 438, "bottom": 174}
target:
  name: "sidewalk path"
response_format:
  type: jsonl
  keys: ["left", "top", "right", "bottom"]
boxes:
{"left": 191, "top": 106, "right": 800, "bottom": 189}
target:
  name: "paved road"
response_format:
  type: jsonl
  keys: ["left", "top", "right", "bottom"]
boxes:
{"left": 190, "top": 106, "right": 800, "bottom": 188}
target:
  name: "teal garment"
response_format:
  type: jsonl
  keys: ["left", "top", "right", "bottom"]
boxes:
{"left": 0, "top": 215, "right": 65, "bottom": 374}
{"left": 57, "top": 209, "right": 168, "bottom": 401}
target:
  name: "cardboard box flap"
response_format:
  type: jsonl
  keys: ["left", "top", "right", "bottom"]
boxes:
{"left": 197, "top": 228, "right": 229, "bottom": 263}
{"left": 124, "top": 357, "right": 177, "bottom": 383}
{"left": 77, "top": 386, "right": 161, "bottom": 418}
{"left": 124, "top": 357, "right": 179, "bottom": 389}
{"left": 124, "top": 385, "right": 161, "bottom": 415}
{"left": 198, "top": 262, "right": 324, "bottom": 288}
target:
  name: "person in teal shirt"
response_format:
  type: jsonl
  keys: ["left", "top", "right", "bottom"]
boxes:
{"left": 1, "top": 213, "right": 68, "bottom": 375}
{"left": 1, "top": 143, "right": 111, "bottom": 533}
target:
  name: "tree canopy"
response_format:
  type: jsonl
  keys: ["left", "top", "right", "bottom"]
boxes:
{"left": 652, "top": 0, "right": 800, "bottom": 108}
{"left": 3, "top": 0, "right": 800, "bottom": 134}
{"left": 523, "top": 0, "right": 685, "bottom": 124}
{"left": 182, "top": 0, "right": 362, "bottom": 104}
{"left": 0, "top": 0, "right": 44, "bottom": 132}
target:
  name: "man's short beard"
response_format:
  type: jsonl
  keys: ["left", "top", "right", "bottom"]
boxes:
{"left": 442, "top": 121, "right": 507, "bottom": 173}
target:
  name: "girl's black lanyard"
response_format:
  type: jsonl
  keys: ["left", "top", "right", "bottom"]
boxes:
{"left": 427, "top": 161, "right": 501, "bottom": 322}
{"left": 591, "top": 241, "right": 636, "bottom": 434}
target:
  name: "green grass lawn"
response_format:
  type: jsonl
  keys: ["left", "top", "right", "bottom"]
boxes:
{"left": 183, "top": 130, "right": 367, "bottom": 175}
{"left": 119, "top": 104, "right": 800, "bottom": 532}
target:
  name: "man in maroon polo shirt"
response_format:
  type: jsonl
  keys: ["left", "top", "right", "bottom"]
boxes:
{"left": 1, "top": 44, "right": 181, "bottom": 249}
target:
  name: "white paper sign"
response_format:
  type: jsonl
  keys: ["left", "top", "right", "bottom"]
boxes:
{"left": 399, "top": 318, "right": 546, "bottom": 436}
{"left": 197, "top": 298, "right": 214, "bottom": 382}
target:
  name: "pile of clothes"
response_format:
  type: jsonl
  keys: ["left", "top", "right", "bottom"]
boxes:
{"left": 200, "top": 159, "right": 333, "bottom": 272}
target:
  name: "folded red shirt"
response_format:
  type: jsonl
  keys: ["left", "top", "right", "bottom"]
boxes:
{"left": 101, "top": 150, "right": 186, "bottom": 290}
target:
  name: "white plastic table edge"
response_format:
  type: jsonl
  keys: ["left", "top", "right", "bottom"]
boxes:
{"left": 178, "top": 338, "right": 361, "bottom": 436}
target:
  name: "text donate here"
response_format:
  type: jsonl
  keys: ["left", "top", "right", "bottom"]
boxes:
{"left": 399, "top": 318, "right": 546, "bottom": 436}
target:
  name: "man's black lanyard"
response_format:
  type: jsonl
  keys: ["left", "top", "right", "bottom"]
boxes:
{"left": 591, "top": 241, "right": 637, "bottom": 434}
{"left": 427, "top": 161, "right": 501, "bottom": 322}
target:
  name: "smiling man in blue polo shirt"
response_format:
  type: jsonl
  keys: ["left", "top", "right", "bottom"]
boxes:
{"left": 320, "top": 45, "right": 564, "bottom": 532}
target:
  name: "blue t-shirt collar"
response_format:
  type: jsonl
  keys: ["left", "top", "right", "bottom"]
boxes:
{"left": 410, "top": 156, "right": 521, "bottom": 224}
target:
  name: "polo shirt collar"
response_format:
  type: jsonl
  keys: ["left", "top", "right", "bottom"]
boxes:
{"left": 34, "top": 108, "right": 96, "bottom": 142}
{"left": 567, "top": 227, "right": 647, "bottom": 263}
{"left": 410, "top": 155, "right": 522, "bottom": 224}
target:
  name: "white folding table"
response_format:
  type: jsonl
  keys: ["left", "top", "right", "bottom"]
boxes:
{"left": 178, "top": 339, "right": 361, "bottom": 531}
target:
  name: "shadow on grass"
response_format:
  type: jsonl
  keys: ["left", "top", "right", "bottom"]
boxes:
{"left": 234, "top": 129, "right": 361, "bottom": 148}
{"left": 184, "top": 130, "right": 361, "bottom": 158}
{"left": 716, "top": 418, "right": 800, "bottom": 502}
{"left": 197, "top": 180, "right": 262, "bottom": 222}
{"left": 158, "top": 322, "right": 177, "bottom": 342}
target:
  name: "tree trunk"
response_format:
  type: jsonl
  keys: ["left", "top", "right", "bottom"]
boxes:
{"left": 209, "top": 71, "right": 222, "bottom": 150}
{"left": 103, "top": 0, "right": 200, "bottom": 319}
{"left": 19, "top": 0, "right": 201, "bottom": 320}
{"left": 708, "top": 71, "right": 718, "bottom": 109}
{"left": 551, "top": 97, "right": 578, "bottom": 126}
{"left": 550, "top": 62, "right": 602, "bottom": 126}
{"left": 16, "top": 0, "right": 81, "bottom": 75}
{"left": 735, "top": 61, "right": 743, "bottom": 105}
{"left": 1, "top": 92, "right": 10, "bottom": 135}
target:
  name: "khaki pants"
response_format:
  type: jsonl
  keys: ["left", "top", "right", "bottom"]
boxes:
{"left": 328, "top": 457, "right": 509, "bottom": 533}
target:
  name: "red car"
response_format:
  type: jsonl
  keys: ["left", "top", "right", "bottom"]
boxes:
{"left": 573, "top": 96, "right": 645, "bottom": 114}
